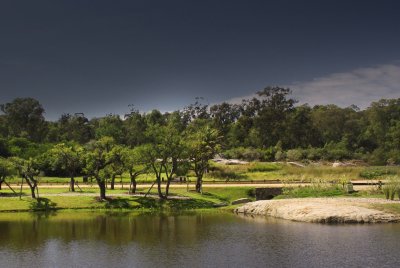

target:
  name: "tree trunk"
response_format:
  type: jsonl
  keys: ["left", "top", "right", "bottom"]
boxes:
{"left": 130, "top": 177, "right": 137, "bottom": 194}
{"left": 25, "top": 178, "right": 37, "bottom": 199}
{"left": 97, "top": 178, "right": 106, "bottom": 200}
{"left": 110, "top": 174, "right": 116, "bottom": 190}
{"left": 156, "top": 177, "right": 164, "bottom": 199}
{"left": 195, "top": 176, "right": 202, "bottom": 193}
{"left": 30, "top": 186, "right": 36, "bottom": 198}
{"left": 70, "top": 177, "right": 75, "bottom": 192}
{"left": 0, "top": 180, "right": 2, "bottom": 190}
{"left": 165, "top": 179, "right": 171, "bottom": 197}
{"left": 99, "top": 182, "right": 106, "bottom": 200}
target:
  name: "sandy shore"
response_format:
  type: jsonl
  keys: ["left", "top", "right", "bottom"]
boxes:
{"left": 234, "top": 198, "right": 400, "bottom": 223}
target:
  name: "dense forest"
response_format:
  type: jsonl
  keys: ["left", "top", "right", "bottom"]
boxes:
{"left": 1, "top": 86, "right": 400, "bottom": 198}
{"left": 1, "top": 87, "right": 400, "bottom": 165}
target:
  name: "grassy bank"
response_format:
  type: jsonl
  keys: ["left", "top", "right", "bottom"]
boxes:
{"left": 0, "top": 186, "right": 255, "bottom": 213}
{"left": 1, "top": 184, "right": 397, "bottom": 214}
{"left": 2, "top": 162, "right": 400, "bottom": 213}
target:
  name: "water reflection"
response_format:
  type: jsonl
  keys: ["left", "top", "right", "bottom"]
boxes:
{"left": 0, "top": 212, "right": 400, "bottom": 267}
{"left": 0, "top": 212, "right": 218, "bottom": 249}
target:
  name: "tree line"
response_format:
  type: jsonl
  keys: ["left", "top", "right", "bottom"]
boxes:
{"left": 0, "top": 86, "right": 400, "bottom": 198}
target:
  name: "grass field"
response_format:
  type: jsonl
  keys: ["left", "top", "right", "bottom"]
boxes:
{"left": 1, "top": 162, "right": 400, "bottom": 213}
{"left": 4, "top": 162, "right": 400, "bottom": 185}
{"left": 0, "top": 186, "right": 256, "bottom": 212}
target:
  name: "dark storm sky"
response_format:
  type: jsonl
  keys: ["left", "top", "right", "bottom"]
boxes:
{"left": 1, "top": 0, "right": 400, "bottom": 120}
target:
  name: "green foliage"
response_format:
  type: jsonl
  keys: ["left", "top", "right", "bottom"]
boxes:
{"left": 47, "top": 143, "right": 84, "bottom": 177}
{"left": 280, "top": 185, "right": 346, "bottom": 198}
{"left": 0, "top": 98, "right": 47, "bottom": 142}
{"left": 247, "top": 162, "right": 281, "bottom": 172}
{"left": 56, "top": 113, "right": 93, "bottom": 144}
{"left": 304, "top": 147, "right": 324, "bottom": 160}
{"left": 286, "top": 149, "right": 304, "bottom": 161}
{"left": 94, "top": 114, "right": 125, "bottom": 144}
{"left": 8, "top": 137, "right": 51, "bottom": 159}
{"left": 0, "top": 138, "right": 10, "bottom": 157}
{"left": 0, "top": 157, "right": 15, "bottom": 186}
{"left": 29, "top": 198, "right": 57, "bottom": 211}
{"left": 2, "top": 92, "right": 400, "bottom": 168}
{"left": 223, "top": 147, "right": 273, "bottom": 161}
{"left": 104, "top": 198, "right": 135, "bottom": 209}
{"left": 84, "top": 136, "right": 115, "bottom": 180}
{"left": 359, "top": 168, "right": 396, "bottom": 179}
{"left": 206, "top": 166, "right": 246, "bottom": 181}
{"left": 382, "top": 176, "right": 400, "bottom": 200}
{"left": 322, "top": 141, "right": 352, "bottom": 160}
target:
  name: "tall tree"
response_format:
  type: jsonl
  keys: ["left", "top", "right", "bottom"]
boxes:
{"left": 84, "top": 137, "right": 115, "bottom": 200}
{"left": 210, "top": 102, "right": 240, "bottom": 138}
{"left": 0, "top": 98, "right": 48, "bottom": 141}
{"left": 139, "top": 124, "right": 185, "bottom": 198}
{"left": 121, "top": 146, "right": 148, "bottom": 194}
{"left": 186, "top": 126, "right": 221, "bottom": 193}
{"left": 10, "top": 157, "right": 41, "bottom": 198}
{"left": 94, "top": 114, "right": 125, "bottom": 144}
{"left": 124, "top": 107, "right": 147, "bottom": 146}
{"left": 182, "top": 97, "right": 210, "bottom": 125}
{"left": 252, "top": 87, "right": 296, "bottom": 148}
{"left": 57, "top": 113, "right": 93, "bottom": 144}
{"left": 105, "top": 145, "right": 126, "bottom": 190}
{"left": 47, "top": 143, "right": 84, "bottom": 192}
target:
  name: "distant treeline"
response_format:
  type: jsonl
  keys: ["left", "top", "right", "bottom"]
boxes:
{"left": 1, "top": 86, "right": 400, "bottom": 165}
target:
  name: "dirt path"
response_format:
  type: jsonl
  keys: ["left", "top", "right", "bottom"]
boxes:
{"left": 5, "top": 182, "right": 375, "bottom": 190}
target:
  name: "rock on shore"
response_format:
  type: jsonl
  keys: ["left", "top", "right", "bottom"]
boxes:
{"left": 234, "top": 198, "right": 400, "bottom": 223}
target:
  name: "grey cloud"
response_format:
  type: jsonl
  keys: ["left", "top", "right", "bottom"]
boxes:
{"left": 291, "top": 64, "right": 400, "bottom": 108}
{"left": 226, "top": 63, "right": 400, "bottom": 109}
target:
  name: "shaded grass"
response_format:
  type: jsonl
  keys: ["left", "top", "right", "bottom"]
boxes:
{"left": 0, "top": 186, "right": 255, "bottom": 212}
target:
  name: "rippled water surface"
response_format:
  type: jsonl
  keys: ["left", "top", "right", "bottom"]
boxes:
{"left": 0, "top": 212, "right": 400, "bottom": 267}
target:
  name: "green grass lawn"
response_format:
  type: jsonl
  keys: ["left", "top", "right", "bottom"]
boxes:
{"left": 0, "top": 186, "right": 255, "bottom": 212}
{"left": 2, "top": 162, "right": 399, "bottom": 213}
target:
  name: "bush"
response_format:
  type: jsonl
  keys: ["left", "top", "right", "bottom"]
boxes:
{"left": 223, "top": 147, "right": 272, "bottom": 161}
{"left": 274, "top": 150, "right": 286, "bottom": 161}
{"left": 248, "top": 162, "right": 282, "bottom": 172}
{"left": 286, "top": 149, "right": 304, "bottom": 161}
{"left": 304, "top": 147, "right": 323, "bottom": 161}
{"left": 322, "top": 142, "right": 352, "bottom": 161}
{"left": 206, "top": 166, "right": 246, "bottom": 181}
{"left": 281, "top": 185, "right": 345, "bottom": 198}
{"left": 366, "top": 148, "right": 387, "bottom": 165}
{"left": 359, "top": 168, "right": 396, "bottom": 179}
{"left": 382, "top": 177, "right": 400, "bottom": 200}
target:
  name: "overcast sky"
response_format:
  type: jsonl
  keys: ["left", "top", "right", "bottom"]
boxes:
{"left": 1, "top": 0, "right": 399, "bottom": 120}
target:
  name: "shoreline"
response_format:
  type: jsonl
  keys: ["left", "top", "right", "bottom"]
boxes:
{"left": 235, "top": 198, "right": 400, "bottom": 224}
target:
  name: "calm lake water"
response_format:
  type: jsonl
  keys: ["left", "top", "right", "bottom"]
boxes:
{"left": 0, "top": 211, "right": 399, "bottom": 268}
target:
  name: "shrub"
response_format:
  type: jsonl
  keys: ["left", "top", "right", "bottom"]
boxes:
{"left": 274, "top": 150, "right": 285, "bottom": 161}
{"left": 223, "top": 147, "right": 275, "bottom": 161}
{"left": 281, "top": 184, "right": 345, "bottom": 198}
{"left": 248, "top": 162, "right": 282, "bottom": 172}
{"left": 322, "top": 142, "right": 352, "bottom": 161}
{"left": 359, "top": 168, "right": 396, "bottom": 179}
{"left": 286, "top": 149, "right": 304, "bottom": 161}
{"left": 304, "top": 147, "right": 323, "bottom": 161}
{"left": 382, "top": 177, "right": 400, "bottom": 200}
